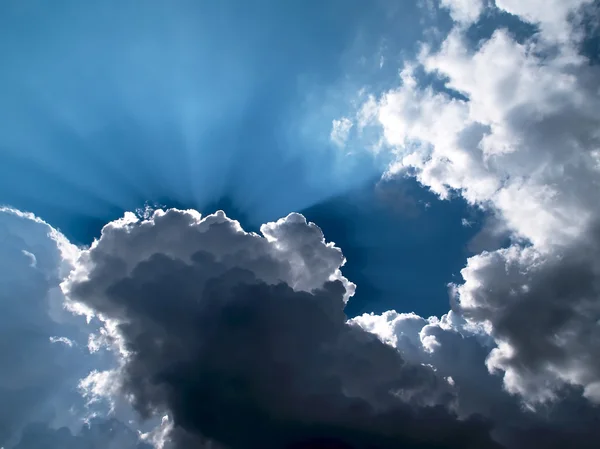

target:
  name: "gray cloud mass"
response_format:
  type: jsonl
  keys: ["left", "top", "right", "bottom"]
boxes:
{"left": 64, "top": 208, "right": 499, "bottom": 449}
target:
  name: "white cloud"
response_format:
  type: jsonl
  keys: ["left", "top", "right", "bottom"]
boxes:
{"left": 64, "top": 209, "right": 355, "bottom": 304}
{"left": 340, "top": 0, "right": 600, "bottom": 408}
{"left": 440, "top": 0, "right": 485, "bottom": 25}
{"left": 0, "top": 207, "right": 145, "bottom": 449}
{"left": 0, "top": 208, "right": 86, "bottom": 445}
{"left": 49, "top": 336, "right": 75, "bottom": 347}
{"left": 330, "top": 116, "right": 354, "bottom": 147}
{"left": 495, "top": 0, "right": 592, "bottom": 42}
{"left": 350, "top": 310, "right": 507, "bottom": 418}
{"left": 21, "top": 250, "right": 37, "bottom": 268}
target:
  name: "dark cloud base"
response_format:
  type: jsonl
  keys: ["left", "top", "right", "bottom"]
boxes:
{"left": 65, "top": 210, "right": 500, "bottom": 449}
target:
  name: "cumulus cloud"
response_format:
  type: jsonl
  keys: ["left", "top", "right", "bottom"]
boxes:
{"left": 0, "top": 207, "right": 85, "bottom": 446}
{"left": 4, "top": 201, "right": 599, "bottom": 448}
{"left": 64, "top": 208, "right": 499, "bottom": 449}
{"left": 352, "top": 309, "right": 600, "bottom": 449}
{"left": 371, "top": 20, "right": 600, "bottom": 250}
{"left": 495, "top": 0, "right": 592, "bottom": 42}
{"left": 0, "top": 208, "right": 148, "bottom": 449}
{"left": 342, "top": 0, "right": 600, "bottom": 411}
{"left": 439, "top": 0, "right": 484, "bottom": 25}
{"left": 456, "top": 234, "right": 600, "bottom": 404}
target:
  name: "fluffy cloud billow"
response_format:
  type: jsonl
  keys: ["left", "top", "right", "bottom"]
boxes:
{"left": 0, "top": 208, "right": 82, "bottom": 445}
{"left": 320, "top": 0, "right": 600, "bottom": 446}
{"left": 0, "top": 208, "right": 147, "bottom": 449}
{"left": 63, "top": 208, "right": 498, "bottom": 449}
{"left": 340, "top": 0, "right": 600, "bottom": 410}
{"left": 3, "top": 201, "right": 600, "bottom": 448}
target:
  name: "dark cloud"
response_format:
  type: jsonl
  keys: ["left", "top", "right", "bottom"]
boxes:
{"left": 455, "top": 224, "right": 600, "bottom": 405}
{"left": 6, "top": 203, "right": 600, "bottom": 449}
{"left": 354, "top": 311, "right": 600, "bottom": 449}
{"left": 66, "top": 209, "right": 500, "bottom": 449}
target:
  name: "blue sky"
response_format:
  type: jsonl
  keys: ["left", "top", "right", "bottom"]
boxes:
{"left": 3, "top": 1, "right": 599, "bottom": 448}
{"left": 0, "top": 0, "right": 483, "bottom": 318}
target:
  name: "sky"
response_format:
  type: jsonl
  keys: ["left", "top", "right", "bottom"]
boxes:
{"left": 0, "top": 1, "right": 599, "bottom": 448}
{"left": 0, "top": 0, "right": 485, "bottom": 319}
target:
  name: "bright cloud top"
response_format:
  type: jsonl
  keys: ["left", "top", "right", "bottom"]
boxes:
{"left": 63, "top": 208, "right": 485, "bottom": 449}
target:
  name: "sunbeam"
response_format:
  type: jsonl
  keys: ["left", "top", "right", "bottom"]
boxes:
{"left": 2, "top": 1, "right": 600, "bottom": 448}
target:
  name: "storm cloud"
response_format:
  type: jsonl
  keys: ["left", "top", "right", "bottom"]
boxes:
{"left": 64, "top": 208, "right": 499, "bottom": 449}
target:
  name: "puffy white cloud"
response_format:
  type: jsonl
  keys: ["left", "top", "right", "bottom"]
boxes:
{"left": 494, "top": 0, "right": 592, "bottom": 42}
{"left": 351, "top": 310, "right": 510, "bottom": 416}
{"left": 0, "top": 208, "right": 84, "bottom": 446}
{"left": 343, "top": 0, "right": 600, "bottom": 408}
{"left": 440, "top": 0, "right": 485, "bottom": 25}
{"left": 0, "top": 208, "right": 148, "bottom": 449}
{"left": 377, "top": 28, "right": 600, "bottom": 249}
{"left": 66, "top": 209, "right": 354, "bottom": 305}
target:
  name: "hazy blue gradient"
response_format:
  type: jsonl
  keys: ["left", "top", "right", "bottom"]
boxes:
{"left": 0, "top": 0, "right": 483, "bottom": 317}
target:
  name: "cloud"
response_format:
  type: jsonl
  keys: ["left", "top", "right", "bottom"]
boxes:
{"left": 375, "top": 4, "right": 600, "bottom": 250}
{"left": 351, "top": 311, "right": 600, "bottom": 449}
{"left": 351, "top": 310, "right": 516, "bottom": 418}
{"left": 4, "top": 202, "right": 599, "bottom": 448}
{"left": 64, "top": 208, "right": 499, "bottom": 449}
{"left": 330, "top": 117, "right": 354, "bottom": 148}
{"left": 455, "top": 232, "right": 600, "bottom": 404}
{"left": 439, "top": 0, "right": 484, "bottom": 25}
{"left": 352, "top": 308, "right": 600, "bottom": 449}
{"left": 0, "top": 207, "right": 86, "bottom": 446}
{"left": 341, "top": 0, "right": 600, "bottom": 409}
{"left": 0, "top": 207, "right": 147, "bottom": 449}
